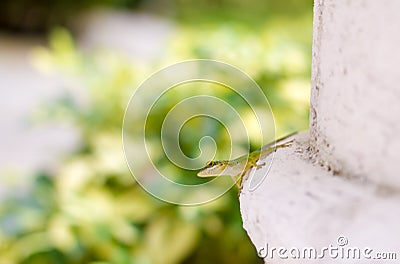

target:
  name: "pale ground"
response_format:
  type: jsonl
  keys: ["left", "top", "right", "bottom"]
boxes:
{"left": 0, "top": 11, "right": 172, "bottom": 197}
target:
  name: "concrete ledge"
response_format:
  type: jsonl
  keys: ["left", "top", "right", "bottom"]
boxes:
{"left": 240, "top": 1, "right": 400, "bottom": 262}
{"left": 240, "top": 132, "right": 400, "bottom": 263}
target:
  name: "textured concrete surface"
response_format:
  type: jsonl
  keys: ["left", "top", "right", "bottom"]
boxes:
{"left": 310, "top": 0, "right": 400, "bottom": 187}
{"left": 241, "top": 1, "right": 400, "bottom": 263}
{"left": 240, "top": 132, "right": 400, "bottom": 263}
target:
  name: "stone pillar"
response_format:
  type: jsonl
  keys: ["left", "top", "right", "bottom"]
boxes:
{"left": 240, "top": 1, "right": 400, "bottom": 263}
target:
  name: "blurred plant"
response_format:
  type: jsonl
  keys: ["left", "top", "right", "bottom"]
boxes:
{"left": 0, "top": 0, "right": 143, "bottom": 34}
{"left": 0, "top": 2, "right": 312, "bottom": 263}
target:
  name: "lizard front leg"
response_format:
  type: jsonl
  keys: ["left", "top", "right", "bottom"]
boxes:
{"left": 237, "top": 163, "right": 253, "bottom": 195}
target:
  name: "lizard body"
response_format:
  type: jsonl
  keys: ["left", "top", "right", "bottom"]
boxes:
{"left": 197, "top": 132, "right": 297, "bottom": 191}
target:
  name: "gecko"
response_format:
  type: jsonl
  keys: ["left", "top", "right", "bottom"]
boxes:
{"left": 197, "top": 132, "right": 297, "bottom": 193}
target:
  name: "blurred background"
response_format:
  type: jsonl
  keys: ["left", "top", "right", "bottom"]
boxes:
{"left": 0, "top": 0, "right": 313, "bottom": 263}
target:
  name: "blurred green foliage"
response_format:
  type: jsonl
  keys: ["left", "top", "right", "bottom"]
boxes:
{"left": 0, "top": 0, "right": 143, "bottom": 33}
{"left": 0, "top": 1, "right": 312, "bottom": 263}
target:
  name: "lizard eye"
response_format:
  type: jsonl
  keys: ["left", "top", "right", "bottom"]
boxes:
{"left": 206, "top": 161, "right": 214, "bottom": 166}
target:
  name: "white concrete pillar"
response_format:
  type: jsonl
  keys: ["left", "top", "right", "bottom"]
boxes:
{"left": 240, "top": 1, "right": 400, "bottom": 263}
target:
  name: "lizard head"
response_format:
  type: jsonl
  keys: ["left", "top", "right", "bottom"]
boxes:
{"left": 197, "top": 160, "right": 228, "bottom": 177}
